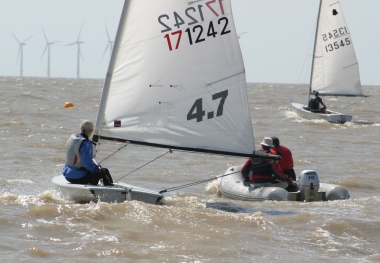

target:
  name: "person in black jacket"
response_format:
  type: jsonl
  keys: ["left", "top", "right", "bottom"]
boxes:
{"left": 308, "top": 90, "right": 326, "bottom": 113}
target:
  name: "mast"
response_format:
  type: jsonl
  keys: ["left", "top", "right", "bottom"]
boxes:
{"left": 308, "top": 0, "right": 323, "bottom": 105}
{"left": 94, "top": 0, "right": 131, "bottom": 141}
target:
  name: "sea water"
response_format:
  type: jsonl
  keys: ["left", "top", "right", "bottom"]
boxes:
{"left": 1, "top": 77, "right": 379, "bottom": 262}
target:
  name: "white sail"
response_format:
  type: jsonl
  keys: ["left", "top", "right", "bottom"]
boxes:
{"left": 95, "top": 0, "right": 254, "bottom": 156}
{"left": 310, "top": 0, "right": 363, "bottom": 96}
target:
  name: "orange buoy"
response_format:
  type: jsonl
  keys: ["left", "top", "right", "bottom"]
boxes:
{"left": 64, "top": 102, "right": 74, "bottom": 108}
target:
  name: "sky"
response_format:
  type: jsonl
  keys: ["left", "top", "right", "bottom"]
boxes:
{"left": 1, "top": 0, "right": 379, "bottom": 85}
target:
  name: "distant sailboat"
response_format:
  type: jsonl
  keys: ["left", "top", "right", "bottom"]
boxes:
{"left": 291, "top": 0, "right": 368, "bottom": 124}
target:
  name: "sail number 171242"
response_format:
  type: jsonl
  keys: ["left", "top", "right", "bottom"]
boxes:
{"left": 158, "top": 1, "right": 230, "bottom": 51}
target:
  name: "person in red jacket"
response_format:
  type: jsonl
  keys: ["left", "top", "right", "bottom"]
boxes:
{"left": 270, "top": 137, "right": 296, "bottom": 180}
{"left": 241, "top": 137, "right": 289, "bottom": 187}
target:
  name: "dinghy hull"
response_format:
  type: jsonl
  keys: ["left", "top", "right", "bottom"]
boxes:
{"left": 52, "top": 175, "right": 164, "bottom": 204}
{"left": 291, "top": 103, "right": 352, "bottom": 124}
{"left": 220, "top": 166, "right": 349, "bottom": 202}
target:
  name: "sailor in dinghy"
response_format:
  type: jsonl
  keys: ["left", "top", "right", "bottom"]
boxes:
{"left": 53, "top": 119, "right": 164, "bottom": 204}
{"left": 241, "top": 137, "right": 290, "bottom": 189}
{"left": 62, "top": 120, "right": 114, "bottom": 186}
{"left": 270, "top": 137, "right": 296, "bottom": 180}
{"left": 307, "top": 90, "right": 326, "bottom": 113}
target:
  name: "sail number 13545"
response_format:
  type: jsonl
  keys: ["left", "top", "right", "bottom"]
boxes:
{"left": 187, "top": 90, "right": 228, "bottom": 122}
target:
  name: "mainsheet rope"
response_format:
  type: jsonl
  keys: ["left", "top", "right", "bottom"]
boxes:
{"left": 98, "top": 143, "right": 129, "bottom": 165}
{"left": 158, "top": 161, "right": 273, "bottom": 194}
{"left": 95, "top": 140, "right": 172, "bottom": 182}
{"left": 343, "top": 96, "right": 369, "bottom": 109}
{"left": 114, "top": 149, "right": 172, "bottom": 182}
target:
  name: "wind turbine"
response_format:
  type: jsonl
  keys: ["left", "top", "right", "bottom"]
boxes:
{"left": 237, "top": 31, "right": 248, "bottom": 39}
{"left": 65, "top": 23, "right": 84, "bottom": 79}
{"left": 101, "top": 23, "right": 114, "bottom": 62}
{"left": 40, "top": 28, "right": 60, "bottom": 78}
{"left": 12, "top": 33, "right": 33, "bottom": 77}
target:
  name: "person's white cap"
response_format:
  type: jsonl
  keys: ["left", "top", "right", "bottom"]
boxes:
{"left": 260, "top": 137, "right": 274, "bottom": 148}
{"left": 80, "top": 120, "right": 94, "bottom": 131}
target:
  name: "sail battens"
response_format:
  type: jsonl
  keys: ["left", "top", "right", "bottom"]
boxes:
{"left": 206, "top": 71, "right": 245, "bottom": 87}
{"left": 188, "top": 0, "right": 203, "bottom": 6}
{"left": 333, "top": 33, "right": 349, "bottom": 40}
{"left": 343, "top": 63, "right": 358, "bottom": 69}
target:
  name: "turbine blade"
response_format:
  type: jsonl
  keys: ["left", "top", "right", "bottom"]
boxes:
{"left": 105, "top": 23, "right": 110, "bottom": 40}
{"left": 40, "top": 45, "right": 48, "bottom": 63}
{"left": 77, "top": 21, "right": 85, "bottom": 41}
{"left": 42, "top": 27, "right": 48, "bottom": 42}
{"left": 12, "top": 32, "right": 20, "bottom": 43}
{"left": 22, "top": 35, "right": 34, "bottom": 43}
{"left": 79, "top": 47, "right": 84, "bottom": 61}
{"left": 65, "top": 42, "right": 77, "bottom": 46}
{"left": 101, "top": 43, "right": 110, "bottom": 62}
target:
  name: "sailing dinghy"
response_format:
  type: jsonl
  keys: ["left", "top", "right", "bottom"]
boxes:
{"left": 53, "top": 0, "right": 255, "bottom": 203}
{"left": 291, "top": 0, "right": 367, "bottom": 124}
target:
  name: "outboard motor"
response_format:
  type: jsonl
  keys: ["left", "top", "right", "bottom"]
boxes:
{"left": 298, "top": 170, "right": 320, "bottom": 202}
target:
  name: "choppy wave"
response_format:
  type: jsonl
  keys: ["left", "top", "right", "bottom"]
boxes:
{"left": 1, "top": 78, "right": 379, "bottom": 262}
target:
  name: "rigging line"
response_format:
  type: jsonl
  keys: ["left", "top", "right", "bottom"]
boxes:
{"left": 343, "top": 96, "right": 369, "bottom": 109}
{"left": 159, "top": 170, "right": 240, "bottom": 194}
{"left": 297, "top": 19, "right": 316, "bottom": 87}
{"left": 98, "top": 143, "right": 129, "bottom": 165}
{"left": 159, "top": 162, "right": 273, "bottom": 194}
{"left": 297, "top": 45, "right": 313, "bottom": 86}
{"left": 115, "top": 149, "right": 173, "bottom": 182}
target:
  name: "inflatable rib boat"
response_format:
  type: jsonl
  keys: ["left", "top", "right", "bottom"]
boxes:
{"left": 220, "top": 166, "right": 349, "bottom": 202}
